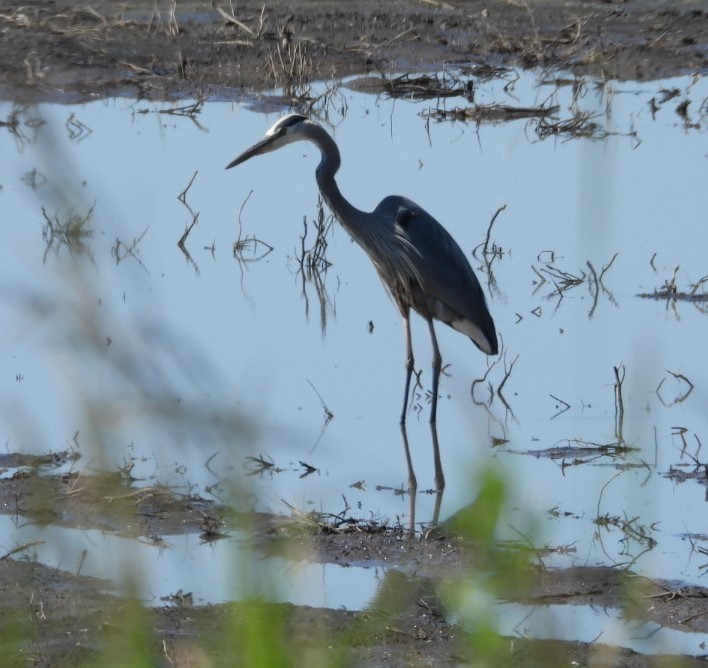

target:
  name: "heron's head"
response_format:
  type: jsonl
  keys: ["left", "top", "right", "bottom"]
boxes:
{"left": 226, "top": 114, "right": 311, "bottom": 169}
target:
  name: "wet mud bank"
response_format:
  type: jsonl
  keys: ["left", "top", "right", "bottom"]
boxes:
{"left": 5, "top": 551, "right": 708, "bottom": 667}
{"left": 3, "top": 465, "right": 708, "bottom": 666}
{"left": 0, "top": 0, "right": 706, "bottom": 102}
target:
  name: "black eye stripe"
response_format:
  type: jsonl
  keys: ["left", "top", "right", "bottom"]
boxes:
{"left": 279, "top": 114, "right": 307, "bottom": 129}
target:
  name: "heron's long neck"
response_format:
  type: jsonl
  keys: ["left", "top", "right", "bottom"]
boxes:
{"left": 312, "top": 130, "right": 369, "bottom": 242}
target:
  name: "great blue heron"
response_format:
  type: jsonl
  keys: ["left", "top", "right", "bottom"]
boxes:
{"left": 226, "top": 114, "right": 498, "bottom": 427}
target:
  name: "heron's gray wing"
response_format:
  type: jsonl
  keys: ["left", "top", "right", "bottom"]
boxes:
{"left": 377, "top": 196, "right": 498, "bottom": 354}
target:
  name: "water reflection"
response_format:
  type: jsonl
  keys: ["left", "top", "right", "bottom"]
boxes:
{"left": 0, "top": 70, "right": 707, "bottom": 598}
{"left": 296, "top": 197, "right": 336, "bottom": 336}
{"left": 399, "top": 421, "right": 444, "bottom": 532}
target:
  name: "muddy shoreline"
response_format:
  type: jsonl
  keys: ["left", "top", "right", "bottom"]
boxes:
{"left": 3, "top": 465, "right": 708, "bottom": 665}
{"left": 0, "top": 0, "right": 706, "bottom": 103}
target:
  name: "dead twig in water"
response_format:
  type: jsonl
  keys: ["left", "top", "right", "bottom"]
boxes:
{"left": 516, "top": 438, "right": 637, "bottom": 469}
{"left": 296, "top": 197, "right": 335, "bottom": 335}
{"left": 496, "top": 352, "right": 518, "bottom": 402}
{"left": 598, "top": 252, "right": 619, "bottom": 284}
{"left": 1, "top": 540, "right": 45, "bottom": 560}
{"left": 233, "top": 189, "right": 274, "bottom": 263}
{"left": 299, "top": 461, "right": 317, "bottom": 478}
{"left": 243, "top": 454, "right": 277, "bottom": 475}
{"left": 614, "top": 364, "right": 626, "bottom": 445}
{"left": 542, "top": 264, "right": 585, "bottom": 291}
{"left": 177, "top": 171, "right": 200, "bottom": 273}
{"left": 382, "top": 73, "right": 470, "bottom": 101}
{"left": 482, "top": 204, "right": 505, "bottom": 259}
{"left": 549, "top": 394, "right": 571, "bottom": 419}
{"left": 535, "top": 111, "right": 605, "bottom": 140}
{"left": 587, "top": 253, "right": 619, "bottom": 317}
{"left": 471, "top": 350, "right": 501, "bottom": 406}
{"left": 594, "top": 511, "right": 657, "bottom": 557}
{"left": 656, "top": 370, "right": 694, "bottom": 407}
{"left": 112, "top": 227, "right": 149, "bottom": 269}
{"left": 156, "top": 99, "right": 206, "bottom": 129}
{"left": 297, "top": 197, "right": 333, "bottom": 274}
{"left": 532, "top": 254, "right": 618, "bottom": 317}
{"left": 638, "top": 268, "right": 708, "bottom": 309}
{"left": 308, "top": 379, "right": 334, "bottom": 423}
{"left": 472, "top": 204, "right": 506, "bottom": 297}
{"left": 470, "top": 337, "right": 517, "bottom": 429}
{"left": 41, "top": 204, "right": 95, "bottom": 262}
{"left": 65, "top": 113, "right": 92, "bottom": 142}
{"left": 422, "top": 103, "right": 558, "bottom": 123}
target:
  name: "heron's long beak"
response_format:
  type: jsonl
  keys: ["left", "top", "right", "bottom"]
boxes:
{"left": 225, "top": 132, "right": 282, "bottom": 170}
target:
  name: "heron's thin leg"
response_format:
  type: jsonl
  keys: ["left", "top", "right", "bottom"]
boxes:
{"left": 400, "top": 309, "right": 414, "bottom": 425}
{"left": 430, "top": 419, "right": 445, "bottom": 494}
{"left": 399, "top": 422, "right": 417, "bottom": 492}
{"left": 426, "top": 317, "right": 442, "bottom": 426}
{"left": 399, "top": 422, "right": 417, "bottom": 536}
{"left": 426, "top": 318, "right": 445, "bottom": 491}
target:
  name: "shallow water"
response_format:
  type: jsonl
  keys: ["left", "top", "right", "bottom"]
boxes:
{"left": 1, "top": 70, "right": 707, "bottom": 651}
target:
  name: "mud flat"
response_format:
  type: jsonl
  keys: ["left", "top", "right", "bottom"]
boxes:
{"left": 0, "top": 0, "right": 706, "bottom": 102}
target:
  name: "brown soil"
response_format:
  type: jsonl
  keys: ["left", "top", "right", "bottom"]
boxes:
{"left": 1, "top": 1, "right": 707, "bottom": 665}
{"left": 2, "top": 464, "right": 708, "bottom": 666}
{"left": 0, "top": 0, "right": 706, "bottom": 103}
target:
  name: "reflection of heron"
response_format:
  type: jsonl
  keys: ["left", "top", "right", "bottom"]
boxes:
{"left": 227, "top": 114, "right": 498, "bottom": 431}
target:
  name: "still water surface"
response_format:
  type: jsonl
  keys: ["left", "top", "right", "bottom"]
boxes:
{"left": 0, "top": 70, "right": 707, "bottom": 649}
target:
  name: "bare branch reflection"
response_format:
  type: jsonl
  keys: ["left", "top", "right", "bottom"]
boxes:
{"left": 112, "top": 226, "right": 149, "bottom": 270}
{"left": 531, "top": 253, "right": 618, "bottom": 317}
{"left": 638, "top": 266, "right": 708, "bottom": 315}
{"left": 472, "top": 203, "right": 507, "bottom": 298}
{"left": 1, "top": 105, "right": 45, "bottom": 151}
{"left": 398, "top": 421, "right": 444, "bottom": 535}
{"left": 295, "top": 196, "right": 335, "bottom": 335}
{"left": 231, "top": 187, "right": 275, "bottom": 296}
{"left": 176, "top": 170, "right": 200, "bottom": 274}
{"left": 41, "top": 202, "right": 95, "bottom": 262}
